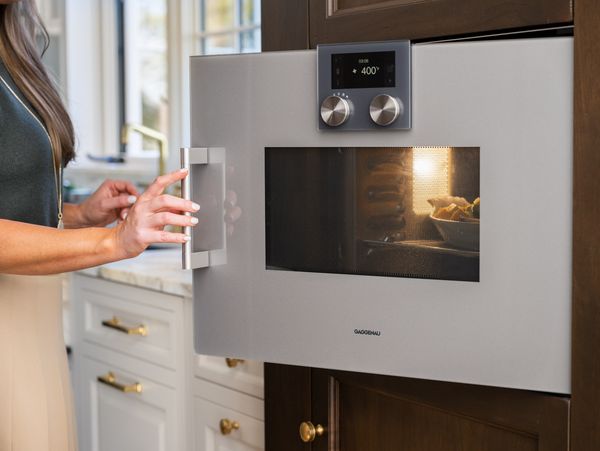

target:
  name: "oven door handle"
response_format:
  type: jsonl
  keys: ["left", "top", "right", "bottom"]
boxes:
{"left": 180, "top": 147, "right": 227, "bottom": 270}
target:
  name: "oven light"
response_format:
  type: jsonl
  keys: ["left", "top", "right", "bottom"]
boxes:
{"left": 412, "top": 147, "right": 450, "bottom": 215}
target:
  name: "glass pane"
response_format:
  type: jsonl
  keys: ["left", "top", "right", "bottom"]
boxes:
{"left": 125, "top": 0, "right": 168, "bottom": 151}
{"left": 265, "top": 147, "right": 480, "bottom": 282}
{"left": 204, "top": 0, "right": 235, "bottom": 33}
{"left": 241, "top": 0, "right": 259, "bottom": 25}
{"left": 240, "top": 29, "right": 260, "bottom": 53}
{"left": 202, "top": 33, "right": 237, "bottom": 55}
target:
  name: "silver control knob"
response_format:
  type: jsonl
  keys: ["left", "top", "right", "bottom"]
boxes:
{"left": 369, "top": 94, "right": 402, "bottom": 126}
{"left": 320, "top": 95, "right": 351, "bottom": 127}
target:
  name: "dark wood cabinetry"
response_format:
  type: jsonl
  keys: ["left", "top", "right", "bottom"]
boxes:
{"left": 266, "top": 365, "right": 569, "bottom": 451}
{"left": 262, "top": 0, "right": 572, "bottom": 51}
{"left": 309, "top": 0, "right": 572, "bottom": 46}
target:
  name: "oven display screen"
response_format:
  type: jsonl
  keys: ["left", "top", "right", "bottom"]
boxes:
{"left": 332, "top": 51, "right": 395, "bottom": 89}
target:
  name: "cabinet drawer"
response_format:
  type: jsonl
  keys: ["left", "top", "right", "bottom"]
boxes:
{"left": 77, "top": 355, "right": 181, "bottom": 451}
{"left": 195, "top": 355, "right": 264, "bottom": 399}
{"left": 194, "top": 396, "right": 264, "bottom": 451}
{"left": 73, "top": 275, "right": 182, "bottom": 370}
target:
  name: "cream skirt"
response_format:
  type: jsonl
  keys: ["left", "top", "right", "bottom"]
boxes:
{"left": 0, "top": 274, "right": 77, "bottom": 451}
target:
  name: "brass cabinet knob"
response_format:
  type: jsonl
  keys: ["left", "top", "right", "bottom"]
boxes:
{"left": 225, "top": 358, "right": 245, "bottom": 368}
{"left": 219, "top": 418, "right": 240, "bottom": 435}
{"left": 299, "top": 421, "right": 325, "bottom": 443}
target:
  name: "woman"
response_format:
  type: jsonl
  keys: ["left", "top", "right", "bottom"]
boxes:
{"left": 0, "top": 1, "right": 198, "bottom": 449}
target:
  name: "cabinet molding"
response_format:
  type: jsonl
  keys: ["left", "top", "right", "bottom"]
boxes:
{"left": 310, "top": 0, "right": 573, "bottom": 45}
{"left": 261, "top": 0, "right": 573, "bottom": 52}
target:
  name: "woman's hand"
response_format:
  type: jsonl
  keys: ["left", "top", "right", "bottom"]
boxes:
{"left": 111, "top": 169, "right": 199, "bottom": 258}
{"left": 69, "top": 179, "right": 140, "bottom": 228}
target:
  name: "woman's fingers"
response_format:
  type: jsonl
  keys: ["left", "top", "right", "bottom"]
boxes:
{"left": 142, "top": 169, "right": 188, "bottom": 199}
{"left": 101, "top": 193, "right": 137, "bottom": 211}
{"left": 110, "top": 180, "right": 140, "bottom": 197}
{"left": 147, "top": 230, "right": 190, "bottom": 244}
{"left": 151, "top": 212, "right": 198, "bottom": 228}
{"left": 149, "top": 194, "right": 200, "bottom": 213}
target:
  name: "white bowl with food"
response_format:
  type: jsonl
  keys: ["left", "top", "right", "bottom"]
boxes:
{"left": 428, "top": 196, "right": 480, "bottom": 251}
{"left": 429, "top": 215, "right": 480, "bottom": 251}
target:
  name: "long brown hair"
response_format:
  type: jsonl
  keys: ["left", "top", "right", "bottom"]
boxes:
{"left": 0, "top": 0, "right": 75, "bottom": 167}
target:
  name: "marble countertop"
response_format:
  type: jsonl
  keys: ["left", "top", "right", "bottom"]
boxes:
{"left": 78, "top": 248, "right": 192, "bottom": 297}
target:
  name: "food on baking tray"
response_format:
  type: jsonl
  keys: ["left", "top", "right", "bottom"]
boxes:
{"left": 428, "top": 196, "right": 480, "bottom": 221}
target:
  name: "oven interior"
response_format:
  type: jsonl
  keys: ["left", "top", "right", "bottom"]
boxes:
{"left": 266, "top": 147, "right": 480, "bottom": 282}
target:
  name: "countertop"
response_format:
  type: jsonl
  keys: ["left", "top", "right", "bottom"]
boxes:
{"left": 78, "top": 248, "right": 192, "bottom": 297}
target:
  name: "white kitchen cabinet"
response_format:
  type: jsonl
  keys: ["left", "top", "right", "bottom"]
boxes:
{"left": 195, "top": 355, "right": 264, "bottom": 399}
{"left": 78, "top": 276, "right": 182, "bottom": 370}
{"left": 69, "top": 268, "right": 264, "bottom": 451}
{"left": 72, "top": 274, "right": 187, "bottom": 451}
{"left": 78, "top": 356, "right": 179, "bottom": 451}
{"left": 194, "top": 398, "right": 264, "bottom": 451}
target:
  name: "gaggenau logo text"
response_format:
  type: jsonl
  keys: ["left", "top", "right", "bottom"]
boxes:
{"left": 353, "top": 328, "right": 382, "bottom": 337}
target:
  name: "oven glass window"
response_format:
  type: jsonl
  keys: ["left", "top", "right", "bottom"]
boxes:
{"left": 265, "top": 147, "right": 480, "bottom": 282}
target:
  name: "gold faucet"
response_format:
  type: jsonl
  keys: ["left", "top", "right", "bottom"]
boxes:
{"left": 120, "top": 123, "right": 169, "bottom": 176}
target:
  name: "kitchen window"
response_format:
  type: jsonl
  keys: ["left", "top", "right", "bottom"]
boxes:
{"left": 60, "top": 0, "right": 261, "bottom": 163}
{"left": 116, "top": 0, "right": 260, "bottom": 155}
{"left": 118, "top": 0, "right": 169, "bottom": 155}
{"left": 196, "top": 0, "right": 261, "bottom": 55}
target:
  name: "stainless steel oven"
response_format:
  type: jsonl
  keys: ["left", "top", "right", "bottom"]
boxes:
{"left": 182, "top": 38, "right": 573, "bottom": 394}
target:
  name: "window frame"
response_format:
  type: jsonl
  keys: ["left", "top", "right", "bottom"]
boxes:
{"left": 194, "top": 0, "right": 261, "bottom": 55}
{"left": 63, "top": 0, "right": 259, "bottom": 170}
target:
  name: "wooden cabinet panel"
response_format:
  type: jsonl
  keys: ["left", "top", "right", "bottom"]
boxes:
{"left": 262, "top": 0, "right": 573, "bottom": 51}
{"left": 309, "top": 0, "right": 573, "bottom": 46}
{"left": 265, "top": 364, "right": 569, "bottom": 451}
{"left": 264, "top": 364, "right": 310, "bottom": 451}
{"left": 311, "top": 370, "right": 569, "bottom": 451}
{"left": 261, "top": 0, "right": 309, "bottom": 51}
{"left": 572, "top": 1, "right": 600, "bottom": 450}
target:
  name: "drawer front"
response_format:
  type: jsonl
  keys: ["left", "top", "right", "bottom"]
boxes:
{"left": 78, "top": 356, "right": 181, "bottom": 451}
{"left": 74, "top": 275, "right": 182, "bottom": 370}
{"left": 195, "top": 355, "right": 264, "bottom": 398}
{"left": 194, "top": 396, "right": 264, "bottom": 451}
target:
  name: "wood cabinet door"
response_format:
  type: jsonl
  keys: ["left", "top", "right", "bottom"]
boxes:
{"left": 262, "top": 0, "right": 573, "bottom": 52}
{"left": 308, "top": 0, "right": 573, "bottom": 45}
{"left": 265, "top": 364, "right": 569, "bottom": 451}
{"left": 78, "top": 356, "right": 179, "bottom": 451}
{"left": 309, "top": 369, "right": 569, "bottom": 451}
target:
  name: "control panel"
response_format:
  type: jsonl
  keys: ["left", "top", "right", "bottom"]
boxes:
{"left": 317, "top": 41, "right": 411, "bottom": 131}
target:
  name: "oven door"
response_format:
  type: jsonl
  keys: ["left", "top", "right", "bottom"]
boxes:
{"left": 186, "top": 38, "right": 572, "bottom": 393}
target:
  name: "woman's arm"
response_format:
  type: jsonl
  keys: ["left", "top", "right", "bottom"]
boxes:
{"left": 0, "top": 220, "right": 121, "bottom": 274}
{"left": 0, "top": 169, "right": 198, "bottom": 275}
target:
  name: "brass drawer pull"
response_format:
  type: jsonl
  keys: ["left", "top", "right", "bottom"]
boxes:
{"left": 299, "top": 421, "right": 325, "bottom": 443}
{"left": 225, "top": 358, "right": 245, "bottom": 368}
{"left": 97, "top": 372, "right": 143, "bottom": 394}
{"left": 102, "top": 316, "right": 147, "bottom": 336}
{"left": 219, "top": 418, "right": 240, "bottom": 435}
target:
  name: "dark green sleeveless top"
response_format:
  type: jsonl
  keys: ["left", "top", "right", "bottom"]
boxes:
{"left": 0, "top": 58, "right": 59, "bottom": 228}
